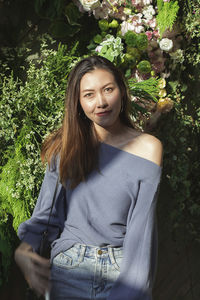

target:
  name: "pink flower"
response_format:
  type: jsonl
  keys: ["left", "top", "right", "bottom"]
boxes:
{"left": 147, "top": 18, "right": 156, "bottom": 29}
{"left": 153, "top": 30, "right": 160, "bottom": 38}
{"left": 131, "top": 0, "right": 142, "bottom": 5}
{"left": 145, "top": 31, "right": 153, "bottom": 40}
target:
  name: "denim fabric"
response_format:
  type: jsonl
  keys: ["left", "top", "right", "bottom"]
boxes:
{"left": 50, "top": 243, "right": 123, "bottom": 300}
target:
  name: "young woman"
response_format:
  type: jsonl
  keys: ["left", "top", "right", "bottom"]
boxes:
{"left": 15, "top": 55, "right": 163, "bottom": 300}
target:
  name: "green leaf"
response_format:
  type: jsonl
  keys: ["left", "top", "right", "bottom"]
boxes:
{"left": 131, "top": 101, "right": 147, "bottom": 113}
{"left": 34, "top": 0, "right": 64, "bottom": 19}
{"left": 168, "top": 80, "right": 179, "bottom": 93}
{"left": 49, "top": 21, "right": 80, "bottom": 38}
{"left": 101, "top": 45, "right": 108, "bottom": 53}
{"left": 64, "top": 2, "right": 81, "bottom": 26}
{"left": 93, "top": 34, "right": 103, "bottom": 44}
{"left": 125, "top": 68, "right": 131, "bottom": 78}
{"left": 104, "top": 48, "right": 115, "bottom": 62}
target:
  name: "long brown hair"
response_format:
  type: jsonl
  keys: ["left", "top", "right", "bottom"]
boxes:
{"left": 41, "top": 55, "right": 134, "bottom": 188}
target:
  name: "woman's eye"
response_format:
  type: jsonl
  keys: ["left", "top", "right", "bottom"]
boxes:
{"left": 105, "top": 87, "right": 113, "bottom": 93}
{"left": 84, "top": 93, "right": 93, "bottom": 98}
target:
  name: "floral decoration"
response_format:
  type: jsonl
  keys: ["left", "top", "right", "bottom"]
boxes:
{"left": 75, "top": 0, "right": 182, "bottom": 122}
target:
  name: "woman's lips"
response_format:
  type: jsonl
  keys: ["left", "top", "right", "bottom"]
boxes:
{"left": 96, "top": 110, "right": 111, "bottom": 117}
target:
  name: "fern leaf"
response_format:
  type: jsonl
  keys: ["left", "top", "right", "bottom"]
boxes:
{"left": 156, "top": 0, "right": 180, "bottom": 36}
{"left": 128, "top": 77, "right": 160, "bottom": 102}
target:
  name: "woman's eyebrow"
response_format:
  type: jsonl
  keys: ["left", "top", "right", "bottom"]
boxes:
{"left": 81, "top": 88, "right": 94, "bottom": 93}
{"left": 81, "top": 82, "right": 114, "bottom": 93}
{"left": 102, "top": 82, "right": 114, "bottom": 88}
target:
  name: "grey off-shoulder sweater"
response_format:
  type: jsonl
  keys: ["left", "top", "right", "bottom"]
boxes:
{"left": 18, "top": 142, "right": 162, "bottom": 300}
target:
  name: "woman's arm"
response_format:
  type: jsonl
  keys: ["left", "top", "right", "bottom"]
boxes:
{"left": 15, "top": 161, "right": 66, "bottom": 296}
{"left": 108, "top": 135, "right": 163, "bottom": 300}
{"left": 17, "top": 162, "right": 66, "bottom": 253}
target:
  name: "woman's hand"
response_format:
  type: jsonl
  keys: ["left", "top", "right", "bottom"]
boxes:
{"left": 15, "top": 242, "right": 51, "bottom": 296}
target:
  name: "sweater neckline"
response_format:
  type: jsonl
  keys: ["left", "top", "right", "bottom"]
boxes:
{"left": 100, "top": 142, "right": 162, "bottom": 170}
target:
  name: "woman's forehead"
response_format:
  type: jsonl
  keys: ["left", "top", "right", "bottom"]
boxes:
{"left": 80, "top": 69, "right": 115, "bottom": 90}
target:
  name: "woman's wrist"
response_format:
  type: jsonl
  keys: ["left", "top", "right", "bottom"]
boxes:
{"left": 14, "top": 242, "right": 33, "bottom": 269}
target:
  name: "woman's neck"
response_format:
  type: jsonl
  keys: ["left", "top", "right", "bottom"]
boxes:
{"left": 94, "top": 121, "right": 131, "bottom": 146}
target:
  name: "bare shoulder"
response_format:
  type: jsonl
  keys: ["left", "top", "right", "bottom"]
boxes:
{"left": 125, "top": 132, "right": 163, "bottom": 166}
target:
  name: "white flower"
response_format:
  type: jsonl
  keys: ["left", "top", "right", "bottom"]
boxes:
{"left": 132, "top": 0, "right": 152, "bottom": 5}
{"left": 132, "top": 13, "right": 143, "bottom": 24}
{"left": 158, "top": 78, "right": 166, "bottom": 89}
{"left": 121, "top": 21, "right": 136, "bottom": 36}
{"left": 143, "top": 0, "right": 152, "bottom": 4}
{"left": 142, "top": 5, "right": 155, "bottom": 20}
{"left": 109, "top": 0, "right": 119, "bottom": 4}
{"left": 93, "top": 6, "right": 109, "bottom": 19}
{"left": 79, "top": 0, "right": 100, "bottom": 11}
{"left": 95, "top": 45, "right": 103, "bottom": 52}
{"left": 135, "top": 25, "right": 145, "bottom": 33}
{"left": 145, "top": 17, "right": 156, "bottom": 29}
{"left": 159, "top": 38, "right": 173, "bottom": 52}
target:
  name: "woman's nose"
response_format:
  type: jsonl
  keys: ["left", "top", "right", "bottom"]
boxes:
{"left": 96, "top": 93, "right": 108, "bottom": 108}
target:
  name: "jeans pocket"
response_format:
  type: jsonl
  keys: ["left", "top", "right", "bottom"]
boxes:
{"left": 113, "top": 255, "right": 123, "bottom": 271}
{"left": 53, "top": 248, "right": 83, "bottom": 270}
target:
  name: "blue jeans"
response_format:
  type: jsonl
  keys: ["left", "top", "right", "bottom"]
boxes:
{"left": 50, "top": 243, "right": 123, "bottom": 300}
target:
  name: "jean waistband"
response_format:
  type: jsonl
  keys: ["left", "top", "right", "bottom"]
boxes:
{"left": 69, "top": 243, "right": 123, "bottom": 263}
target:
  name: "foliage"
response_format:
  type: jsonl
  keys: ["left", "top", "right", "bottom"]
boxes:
{"left": 0, "top": 37, "right": 79, "bottom": 285}
{"left": 128, "top": 77, "right": 159, "bottom": 103}
{"left": 157, "top": 97, "right": 200, "bottom": 243}
{"left": 0, "top": 0, "right": 200, "bottom": 291}
{"left": 0, "top": 38, "right": 78, "bottom": 224}
{"left": 79, "top": 0, "right": 200, "bottom": 244}
{"left": 84, "top": 0, "right": 183, "bottom": 123}
{"left": 156, "top": 0, "right": 179, "bottom": 36}
{"left": 181, "top": 0, "right": 200, "bottom": 66}
{"left": 34, "top": 0, "right": 99, "bottom": 53}
{"left": 156, "top": 0, "right": 200, "bottom": 242}
{"left": 137, "top": 60, "right": 152, "bottom": 74}
{"left": 95, "top": 34, "right": 125, "bottom": 63}
{"left": 35, "top": 0, "right": 81, "bottom": 37}
{"left": 0, "top": 223, "right": 14, "bottom": 287}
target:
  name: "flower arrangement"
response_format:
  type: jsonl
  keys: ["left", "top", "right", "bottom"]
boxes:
{"left": 75, "top": 0, "right": 182, "bottom": 123}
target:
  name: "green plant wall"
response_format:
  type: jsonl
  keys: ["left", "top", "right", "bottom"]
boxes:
{"left": 0, "top": 0, "right": 199, "bottom": 289}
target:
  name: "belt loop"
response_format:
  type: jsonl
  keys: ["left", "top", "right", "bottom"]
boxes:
{"left": 79, "top": 244, "right": 86, "bottom": 263}
{"left": 108, "top": 247, "right": 116, "bottom": 265}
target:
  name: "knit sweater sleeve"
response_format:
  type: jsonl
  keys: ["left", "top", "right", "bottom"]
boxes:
{"left": 17, "top": 164, "right": 66, "bottom": 253}
{"left": 107, "top": 169, "right": 161, "bottom": 300}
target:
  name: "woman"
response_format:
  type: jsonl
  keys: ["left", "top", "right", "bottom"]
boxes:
{"left": 15, "top": 55, "right": 163, "bottom": 300}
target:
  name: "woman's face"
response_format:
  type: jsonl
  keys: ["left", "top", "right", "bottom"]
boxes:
{"left": 79, "top": 68, "right": 122, "bottom": 130}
